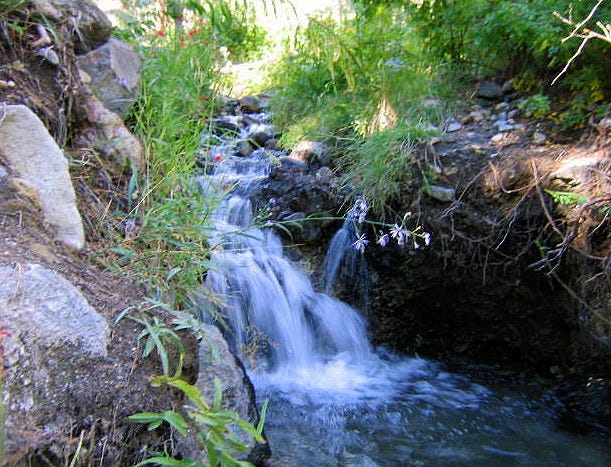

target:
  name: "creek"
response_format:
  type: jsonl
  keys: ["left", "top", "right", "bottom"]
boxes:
{"left": 199, "top": 107, "right": 611, "bottom": 466}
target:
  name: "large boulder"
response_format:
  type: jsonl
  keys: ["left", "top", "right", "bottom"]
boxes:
{"left": 32, "top": 0, "right": 112, "bottom": 54}
{"left": 0, "top": 262, "right": 109, "bottom": 457}
{"left": 0, "top": 105, "right": 85, "bottom": 249}
{"left": 77, "top": 38, "right": 141, "bottom": 117}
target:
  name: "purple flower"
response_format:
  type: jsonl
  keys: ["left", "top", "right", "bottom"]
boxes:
{"left": 353, "top": 233, "right": 369, "bottom": 253}
{"left": 377, "top": 230, "right": 389, "bottom": 247}
{"left": 422, "top": 232, "right": 432, "bottom": 246}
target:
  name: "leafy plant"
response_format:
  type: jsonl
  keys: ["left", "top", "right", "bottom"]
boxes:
{"left": 518, "top": 93, "right": 552, "bottom": 119}
{"left": 128, "top": 376, "right": 267, "bottom": 467}
{"left": 545, "top": 189, "right": 587, "bottom": 206}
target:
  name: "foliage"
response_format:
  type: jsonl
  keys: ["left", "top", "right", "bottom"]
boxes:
{"left": 407, "top": 0, "right": 610, "bottom": 127}
{"left": 128, "top": 376, "right": 267, "bottom": 467}
{"left": 517, "top": 93, "right": 552, "bottom": 119}
{"left": 265, "top": 7, "right": 447, "bottom": 213}
{"left": 116, "top": 0, "right": 270, "bottom": 61}
{"left": 109, "top": 16, "right": 225, "bottom": 308}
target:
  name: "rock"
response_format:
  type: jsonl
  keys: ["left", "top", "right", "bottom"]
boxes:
{"left": 278, "top": 156, "right": 309, "bottom": 170}
{"left": 288, "top": 140, "right": 326, "bottom": 165}
{"left": 501, "top": 79, "right": 515, "bottom": 94}
{"left": 77, "top": 38, "right": 141, "bottom": 117}
{"left": 476, "top": 81, "right": 504, "bottom": 100}
{"left": 75, "top": 90, "right": 144, "bottom": 168}
{"left": 446, "top": 122, "right": 463, "bottom": 133}
{"left": 193, "top": 324, "right": 270, "bottom": 463}
{"left": 425, "top": 185, "right": 456, "bottom": 202}
{"left": 0, "top": 262, "right": 109, "bottom": 455}
{"left": 210, "top": 115, "right": 243, "bottom": 135}
{"left": 533, "top": 131, "right": 547, "bottom": 144}
{"left": 238, "top": 95, "right": 261, "bottom": 114}
{"left": 245, "top": 122, "right": 275, "bottom": 146}
{"left": 235, "top": 140, "right": 254, "bottom": 157}
{"left": 494, "top": 102, "right": 510, "bottom": 111}
{"left": 34, "top": 46, "right": 60, "bottom": 66}
{"left": 32, "top": 0, "right": 112, "bottom": 54}
{"left": 552, "top": 153, "right": 607, "bottom": 186}
{"left": 264, "top": 138, "right": 279, "bottom": 150}
{"left": 0, "top": 105, "right": 85, "bottom": 249}
{"left": 495, "top": 122, "right": 514, "bottom": 132}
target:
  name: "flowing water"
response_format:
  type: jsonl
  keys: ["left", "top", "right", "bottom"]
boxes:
{"left": 200, "top": 110, "right": 611, "bottom": 466}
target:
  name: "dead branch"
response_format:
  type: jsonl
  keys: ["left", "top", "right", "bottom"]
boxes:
{"left": 552, "top": 0, "right": 611, "bottom": 84}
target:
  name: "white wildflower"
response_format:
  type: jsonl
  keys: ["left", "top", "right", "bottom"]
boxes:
{"left": 353, "top": 233, "right": 369, "bottom": 254}
{"left": 422, "top": 231, "right": 432, "bottom": 246}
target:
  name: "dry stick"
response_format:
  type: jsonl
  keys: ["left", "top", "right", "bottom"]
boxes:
{"left": 552, "top": 0, "right": 609, "bottom": 85}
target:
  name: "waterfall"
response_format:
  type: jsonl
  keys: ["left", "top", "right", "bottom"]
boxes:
{"left": 196, "top": 107, "right": 611, "bottom": 466}
{"left": 199, "top": 111, "right": 479, "bottom": 405}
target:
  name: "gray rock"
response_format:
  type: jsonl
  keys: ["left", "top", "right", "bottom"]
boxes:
{"left": 532, "top": 131, "right": 547, "bottom": 144}
{"left": 77, "top": 38, "right": 141, "bottom": 117}
{"left": 446, "top": 122, "right": 463, "bottom": 133}
{"left": 194, "top": 324, "right": 269, "bottom": 462}
{"left": 288, "top": 140, "right": 326, "bottom": 165}
{"left": 239, "top": 95, "right": 261, "bottom": 114}
{"left": 495, "top": 122, "right": 514, "bottom": 132}
{"left": 0, "top": 105, "right": 85, "bottom": 249}
{"left": 502, "top": 79, "right": 515, "bottom": 94}
{"left": 235, "top": 140, "right": 254, "bottom": 157}
{"left": 477, "top": 81, "right": 504, "bottom": 100}
{"left": 75, "top": 87, "right": 144, "bottom": 168}
{"left": 425, "top": 185, "right": 456, "bottom": 202}
{"left": 0, "top": 262, "right": 109, "bottom": 457}
{"left": 32, "top": 0, "right": 112, "bottom": 54}
{"left": 34, "top": 46, "right": 60, "bottom": 66}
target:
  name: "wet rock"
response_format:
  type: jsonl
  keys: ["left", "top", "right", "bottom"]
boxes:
{"left": 33, "top": 0, "right": 112, "bottom": 54}
{"left": 239, "top": 95, "right": 261, "bottom": 114}
{"left": 1, "top": 262, "right": 109, "bottom": 456}
{"left": 264, "top": 138, "right": 279, "bottom": 150}
{"left": 77, "top": 38, "right": 141, "bottom": 117}
{"left": 235, "top": 140, "right": 254, "bottom": 157}
{"left": 288, "top": 140, "right": 326, "bottom": 165}
{"left": 477, "top": 81, "right": 504, "bottom": 100}
{"left": 556, "top": 378, "right": 611, "bottom": 434}
{"left": 210, "top": 115, "right": 242, "bottom": 135}
{"left": 0, "top": 105, "right": 85, "bottom": 249}
{"left": 425, "top": 185, "right": 456, "bottom": 202}
{"left": 278, "top": 156, "right": 309, "bottom": 170}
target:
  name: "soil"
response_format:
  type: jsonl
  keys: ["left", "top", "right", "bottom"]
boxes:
{"left": 0, "top": 11, "right": 199, "bottom": 464}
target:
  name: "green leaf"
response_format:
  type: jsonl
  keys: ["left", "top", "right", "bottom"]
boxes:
{"left": 162, "top": 410, "right": 189, "bottom": 436}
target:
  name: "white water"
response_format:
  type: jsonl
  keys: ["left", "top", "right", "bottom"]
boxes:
{"left": 200, "top": 112, "right": 611, "bottom": 466}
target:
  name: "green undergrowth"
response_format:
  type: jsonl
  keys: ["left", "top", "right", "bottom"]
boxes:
{"left": 263, "top": 1, "right": 609, "bottom": 216}
{"left": 263, "top": 7, "right": 451, "bottom": 215}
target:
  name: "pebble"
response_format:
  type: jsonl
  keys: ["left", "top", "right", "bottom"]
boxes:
{"left": 426, "top": 185, "right": 456, "bottom": 202}
{"left": 532, "top": 131, "right": 547, "bottom": 144}
{"left": 446, "top": 122, "right": 463, "bottom": 133}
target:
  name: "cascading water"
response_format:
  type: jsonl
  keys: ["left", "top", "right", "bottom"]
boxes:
{"left": 199, "top": 107, "right": 611, "bottom": 466}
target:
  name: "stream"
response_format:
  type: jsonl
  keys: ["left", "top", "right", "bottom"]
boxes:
{"left": 199, "top": 106, "right": 611, "bottom": 466}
